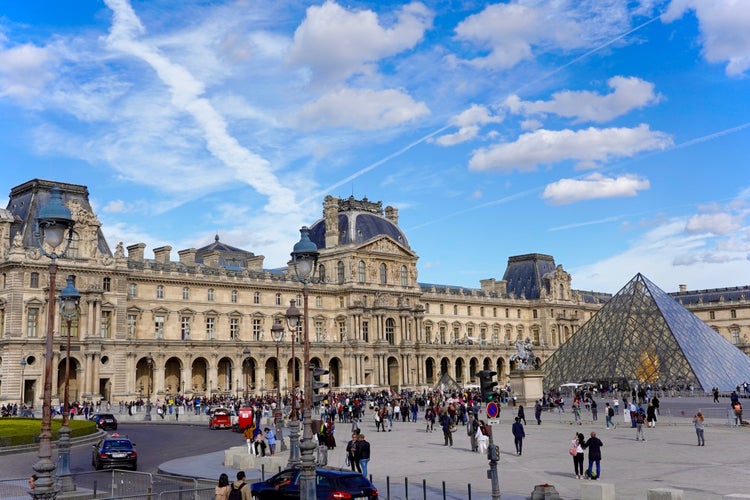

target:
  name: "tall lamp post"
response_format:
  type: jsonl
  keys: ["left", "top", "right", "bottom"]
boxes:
{"left": 20, "top": 358, "right": 27, "bottom": 407}
{"left": 33, "top": 185, "right": 76, "bottom": 500}
{"left": 284, "top": 300, "right": 301, "bottom": 467}
{"left": 270, "top": 319, "right": 288, "bottom": 453}
{"left": 57, "top": 275, "right": 80, "bottom": 493}
{"left": 288, "top": 226, "right": 319, "bottom": 500}
{"left": 144, "top": 353, "right": 153, "bottom": 421}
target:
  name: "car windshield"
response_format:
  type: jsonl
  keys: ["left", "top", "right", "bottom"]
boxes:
{"left": 103, "top": 440, "right": 132, "bottom": 450}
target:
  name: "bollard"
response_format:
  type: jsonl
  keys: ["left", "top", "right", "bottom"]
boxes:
{"left": 405, "top": 476, "right": 409, "bottom": 500}
{"left": 423, "top": 479, "right": 427, "bottom": 500}
{"left": 442, "top": 480, "right": 446, "bottom": 499}
{"left": 468, "top": 483, "right": 471, "bottom": 500}
{"left": 386, "top": 476, "right": 390, "bottom": 499}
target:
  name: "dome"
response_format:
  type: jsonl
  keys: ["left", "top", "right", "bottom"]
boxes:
{"left": 308, "top": 196, "right": 409, "bottom": 250}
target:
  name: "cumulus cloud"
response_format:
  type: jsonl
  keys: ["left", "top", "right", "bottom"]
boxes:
{"left": 287, "top": 1, "right": 433, "bottom": 83}
{"left": 685, "top": 212, "right": 743, "bottom": 235}
{"left": 295, "top": 87, "right": 429, "bottom": 130}
{"left": 663, "top": 0, "right": 750, "bottom": 76}
{"left": 468, "top": 124, "right": 673, "bottom": 173}
{"left": 542, "top": 173, "right": 650, "bottom": 205}
{"left": 505, "top": 76, "right": 662, "bottom": 123}
{"left": 434, "top": 104, "right": 503, "bottom": 146}
{"left": 0, "top": 43, "right": 54, "bottom": 101}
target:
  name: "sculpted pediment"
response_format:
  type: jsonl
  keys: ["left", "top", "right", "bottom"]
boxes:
{"left": 358, "top": 236, "right": 415, "bottom": 257}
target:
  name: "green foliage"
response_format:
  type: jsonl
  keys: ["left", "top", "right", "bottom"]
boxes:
{"left": 0, "top": 417, "right": 97, "bottom": 447}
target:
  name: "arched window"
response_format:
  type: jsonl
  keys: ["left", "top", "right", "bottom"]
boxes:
{"left": 207, "top": 288, "right": 215, "bottom": 302}
{"left": 337, "top": 261, "right": 345, "bottom": 284}
{"left": 385, "top": 318, "right": 396, "bottom": 345}
{"left": 318, "top": 264, "right": 326, "bottom": 283}
{"left": 400, "top": 265, "right": 407, "bottom": 286}
{"left": 315, "top": 296, "right": 322, "bottom": 307}
{"left": 380, "top": 263, "right": 387, "bottom": 284}
{"left": 358, "top": 261, "right": 366, "bottom": 283}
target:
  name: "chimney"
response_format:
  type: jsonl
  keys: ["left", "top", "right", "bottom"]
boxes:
{"left": 679, "top": 284, "right": 687, "bottom": 293}
{"left": 324, "top": 195, "right": 339, "bottom": 249}
{"left": 127, "top": 243, "right": 146, "bottom": 262}
{"left": 153, "top": 245, "right": 172, "bottom": 264}
{"left": 178, "top": 248, "right": 197, "bottom": 267}
{"left": 385, "top": 206, "right": 399, "bottom": 225}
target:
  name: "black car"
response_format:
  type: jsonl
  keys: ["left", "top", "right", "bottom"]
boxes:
{"left": 91, "top": 435, "right": 137, "bottom": 470}
{"left": 251, "top": 466, "right": 377, "bottom": 499}
{"left": 90, "top": 413, "right": 118, "bottom": 430}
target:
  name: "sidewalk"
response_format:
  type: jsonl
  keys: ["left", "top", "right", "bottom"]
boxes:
{"left": 158, "top": 398, "right": 750, "bottom": 499}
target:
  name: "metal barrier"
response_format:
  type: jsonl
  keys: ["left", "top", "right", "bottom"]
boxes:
{"left": 0, "top": 477, "right": 32, "bottom": 500}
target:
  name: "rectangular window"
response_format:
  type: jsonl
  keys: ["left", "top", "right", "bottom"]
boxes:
{"left": 315, "top": 320, "right": 324, "bottom": 341}
{"left": 230, "top": 317, "right": 240, "bottom": 339}
{"left": 532, "top": 309, "right": 538, "bottom": 319}
{"left": 27, "top": 307, "right": 39, "bottom": 337}
{"left": 206, "top": 317, "right": 216, "bottom": 340}
{"left": 362, "top": 321, "right": 369, "bottom": 342}
{"left": 316, "top": 296, "right": 322, "bottom": 308}
{"left": 181, "top": 316, "right": 191, "bottom": 340}
{"left": 467, "top": 306, "right": 472, "bottom": 316}
{"left": 253, "top": 318, "right": 262, "bottom": 341}
{"left": 275, "top": 293, "right": 281, "bottom": 306}
{"left": 100, "top": 311, "right": 111, "bottom": 338}
{"left": 62, "top": 317, "right": 79, "bottom": 338}
{"left": 129, "top": 283, "right": 137, "bottom": 297}
{"left": 155, "top": 315, "right": 165, "bottom": 339}
{"left": 208, "top": 288, "right": 214, "bottom": 302}
{"left": 505, "top": 308, "right": 509, "bottom": 318}
{"left": 731, "top": 309, "right": 737, "bottom": 319}
{"left": 30, "top": 272, "right": 39, "bottom": 288}
{"left": 156, "top": 285, "right": 164, "bottom": 299}
{"left": 103, "top": 277, "right": 111, "bottom": 292}
{"left": 709, "top": 311, "right": 715, "bottom": 320}
{"left": 516, "top": 309, "right": 521, "bottom": 319}
{"left": 439, "top": 304, "right": 444, "bottom": 314}
{"left": 231, "top": 290, "right": 238, "bottom": 303}
{"left": 182, "top": 287, "right": 190, "bottom": 300}
{"left": 254, "top": 292, "right": 260, "bottom": 304}
{"left": 425, "top": 303, "right": 430, "bottom": 314}
{"left": 128, "top": 314, "right": 137, "bottom": 338}
{"left": 338, "top": 320, "right": 346, "bottom": 342}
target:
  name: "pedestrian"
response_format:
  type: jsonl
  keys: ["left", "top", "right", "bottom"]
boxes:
{"left": 713, "top": 387, "right": 720, "bottom": 403}
{"left": 693, "top": 412, "right": 705, "bottom": 446}
{"left": 590, "top": 398, "right": 598, "bottom": 421}
{"left": 635, "top": 407, "right": 646, "bottom": 441}
{"left": 468, "top": 413, "right": 479, "bottom": 452}
{"left": 512, "top": 416, "right": 525, "bottom": 455}
{"left": 732, "top": 401, "right": 743, "bottom": 426}
{"left": 357, "top": 434, "right": 370, "bottom": 479}
{"left": 646, "top": 402, "right": 657, "bottom": 428}
{"left": 440, "top": 410, "right": 454, "bottom": 446}
{"left": 517, "top": 405, "right": 526, "bottom": 425}
{"left": 28, "top": 474, "right": 37, "bottom": 491}
{"left": 571, "top": 432, "right": 585, "bottom": 479}
{"left": 476, "top": 420, "right": 489, "bottom": 454}
{"left": 629, "top": 400, "right": 638, "bottom": 428}
{"left": 573, "top": 403, "right": 582, "bottom": 425}
{"left": 425, "top": 407, "right": 435, "bottom": 432}
{"left": 230, "top": 471, "right": 250, "bottom": 500}
{"left": 584, "top": 431, "right": 604, "bottom": 480}
{"left": 534, "top": 399, "right": 543, "bottom": 425}
{"left": 264, "top": 427, "right": 276, "bottom": 456}
{"left": 604, "top": 403, "right": 615, "bottom": 429}
{"left": 214, "top": 472, "right": 231, "bottom": 500}
{"left": 346, "top": 433, "right": 361, "bottom": 472}
{"left": 243, "top": 425, "right": 255, "bottom": 455}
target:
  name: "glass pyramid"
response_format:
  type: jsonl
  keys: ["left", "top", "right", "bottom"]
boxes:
{"left": 542, "top": 273, "right": 750, "bottom": 392}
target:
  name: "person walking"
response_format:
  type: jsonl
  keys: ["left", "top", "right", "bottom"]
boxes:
{"left": 425, "top": 407, "right": 436, "bottom": 433}
{"left": 732, "top": 401, "right": 743, "bottom": 426}
{"left": 264, "top": 427, "right": 277, "bottom": 456}
{"left": 357, "top": 434, "right": 370, "bottom": 478}
{"left": 571, "top": 432, "right": 585, "bottom": 479}
{"left": 534, "top": 400, "right": 543, "bottom": 425}
{"left": 440, "top": 410, "right": 454, "bottom": 446}
{"left": 214, "top": 473, "right": 231, "bottom": 500}
{"left": 512, "top": 417, "right": 525, "bottom": 455}
{"left": 346, "top": 433, "right": 361, "bottom": 472}
{"left": 590, "top": 398, "right": 598, "bottom": 421}
{"left": 635, "top": 407, "right": 646, "bottom": 441}
{"left": 693, "top": 412, "right": 705, "bottom": 446}
{"left": 468, "top": 413, "right": 479, "bottom": 452}
{"left": 517, "top": 405, "right": 527, "bottom": 425}
{"left": 584, "top": 431, "right": 604, "bottom": 480}
{"left": 230, "top": 471, "right": 251, "bottom": 500}
{"left": 646, "top": 402, "right": 657, "bottom": 428}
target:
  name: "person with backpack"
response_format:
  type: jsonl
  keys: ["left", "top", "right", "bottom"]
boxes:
{"left": 229, "top": 471, "right": 250, "bottom": 500}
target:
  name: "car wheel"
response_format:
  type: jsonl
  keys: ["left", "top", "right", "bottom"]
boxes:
{"left": 94, "top": 460, "right": 102, "bottom": 471}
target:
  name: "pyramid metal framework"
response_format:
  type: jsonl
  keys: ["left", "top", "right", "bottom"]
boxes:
{"left": 542, "top": 273, "right": 750, "bottom": 392}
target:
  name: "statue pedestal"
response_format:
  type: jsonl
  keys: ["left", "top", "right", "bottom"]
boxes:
{"left": 509, "top": 370, "right": 544, "bottom": 407}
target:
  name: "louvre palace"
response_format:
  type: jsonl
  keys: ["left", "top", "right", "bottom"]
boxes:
{"left": 1, "top": 179, "right": 749, "bottom": 407}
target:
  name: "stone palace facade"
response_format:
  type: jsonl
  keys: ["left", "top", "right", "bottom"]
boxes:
{"left": 1, "top": 179, "right": 748, "bottom": 406}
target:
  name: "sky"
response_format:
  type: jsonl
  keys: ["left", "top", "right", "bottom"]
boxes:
{"left": 1, "top": 0, "right": 749, "bottom": 295}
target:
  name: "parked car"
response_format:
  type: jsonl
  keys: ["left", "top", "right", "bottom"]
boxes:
{"left": 209, "top": 407, "right": 232, "bottom": 429}
{"left": 89, "top": 413, "right": 118, "bottom": 430}
{"left": 250, "top": 466, "right": 378, "bottom": 499}
{"left": 91, "top": 434, "right": 137, "bottom": 471}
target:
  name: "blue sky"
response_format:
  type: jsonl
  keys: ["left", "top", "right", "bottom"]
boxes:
{"left": 1, "top": 0, "right": 749, "bottom": 294}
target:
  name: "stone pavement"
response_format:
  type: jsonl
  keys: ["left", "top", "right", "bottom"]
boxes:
{"left": 156, "top": 397, "right": 750, "bottom": 499}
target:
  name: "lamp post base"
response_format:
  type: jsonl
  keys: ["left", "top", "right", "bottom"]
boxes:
{"left": 57, "top": 424, "right": 75, "bottom": 492}
{"left": 287, "top": 419, "right": 301, "bottom": 468}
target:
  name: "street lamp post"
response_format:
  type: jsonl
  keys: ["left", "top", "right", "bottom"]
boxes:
{"left": 32, "top": 185, "right": 76, "bottom": 500}
{"left": 271, "top": 319, "right": 288, "bottom": 453}
{"left": 57, "top": 275, "right": 80, "bottom": 493}
{"left": 288, "top": 226, "right": 319, "bottom": 500}
{"left": 285, "top": 299, "right": 302, "bottom": 467}
{"left": 20, "top": 358, "right": 27, "bottom": 407}
{"left": 144, "top": 353, "right": 153, "bottom": 421}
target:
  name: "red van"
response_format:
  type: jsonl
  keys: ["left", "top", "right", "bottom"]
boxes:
{"left": 208, "top": 407, "right": 232, "bottom": 429}
{"left": 234, "top": 407, "right": 254, "bottom": 432}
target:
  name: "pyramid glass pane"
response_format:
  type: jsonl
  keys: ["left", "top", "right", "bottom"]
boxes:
{"left": 542, "top": 274, "right": 750, "bottom": 392}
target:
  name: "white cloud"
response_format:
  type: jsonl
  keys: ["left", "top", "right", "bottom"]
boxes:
{"left": 0, "top": 43, "right": 54, "bottom": 101}
{"left": 685, "top": 212, "right": 743, "bottom": 235}
{"left": 295, "top": 87, "right": 429, "bottom": 131}
{"left": 287, "top": 1, "right": 433, "bottom": 83}
{"left": 663, "top": 0, "right": 750, "bottom": 76}
{"left": 505, "top": 76, "right": 662, "bottom": 123}
{"left": 543, "top": 173, "right": 650, "bottom": 205}
{"left": 102, "top": 199, "right": 128, "bottom": 213}
{"left": 468, "top": 124, "right": 673, "bottom": 173}
{"left": 434, "top": 104, "right": 503, "bottom": 146}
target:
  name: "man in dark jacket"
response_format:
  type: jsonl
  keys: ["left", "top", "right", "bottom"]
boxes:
{"left": 584, "top": 431, "right": 604, "bottom": 479}
{"left": 357, "top": 434, "right": 370, "bottom": 478}
{"left": 511, "top": 417, "right": 525, "bottom": 455}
